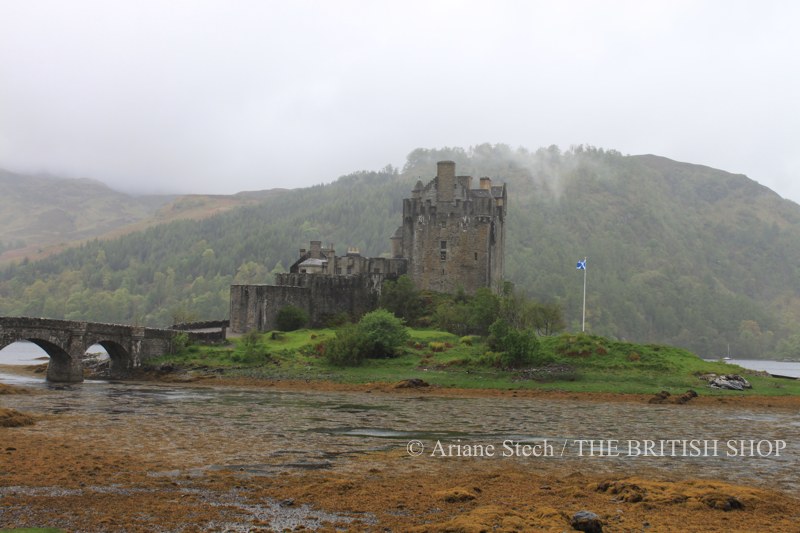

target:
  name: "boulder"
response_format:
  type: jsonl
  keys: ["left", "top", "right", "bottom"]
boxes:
{"left": 570, "top": 510, "right": 603, "bottom": 533}
{"left": 395, "top": 378, "right": 430, "bottom": 389}
{"left": 708, "top": 374, "right": 751, "bottom": 391}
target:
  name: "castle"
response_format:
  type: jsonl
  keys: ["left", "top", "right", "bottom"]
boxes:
{"left": 229, "top": 161, "right": 506, "bottom": 332}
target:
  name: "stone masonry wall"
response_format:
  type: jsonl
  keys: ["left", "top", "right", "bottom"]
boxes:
{"left": 230, "top": 273, "right": 390, "bottom": 333}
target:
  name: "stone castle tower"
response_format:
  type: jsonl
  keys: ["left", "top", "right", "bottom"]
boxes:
{"left": 229, "top": 161, "right": 506, "bottom": 332}
{"left": 392, "top": 161, "right": 507, "bottom": 294}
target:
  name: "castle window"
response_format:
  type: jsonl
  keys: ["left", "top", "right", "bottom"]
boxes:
{"left": 440, "top": 240, "right": 447, "bottom": 249}
{"left": 474, "top": 252, "right": 478, "bottom": 261}
{"left": 440, "top": 250, "right": 447, "bottom": 261}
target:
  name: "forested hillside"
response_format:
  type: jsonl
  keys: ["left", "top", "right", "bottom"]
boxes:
{"left": 2, "top": 144, "right": 799, "bottom": 358}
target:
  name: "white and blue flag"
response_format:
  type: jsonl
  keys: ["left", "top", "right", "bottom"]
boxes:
{"left": 576, "top": 258, "right": 586, "bottom": 270}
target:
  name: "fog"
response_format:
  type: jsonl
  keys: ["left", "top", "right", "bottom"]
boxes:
{"left": 1, "top": 1, "right": 798, "bottom": 200}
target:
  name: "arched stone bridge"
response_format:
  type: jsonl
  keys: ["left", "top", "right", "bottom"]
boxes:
{"left": 0, "top": 316, "right": 182, "bottom": 383}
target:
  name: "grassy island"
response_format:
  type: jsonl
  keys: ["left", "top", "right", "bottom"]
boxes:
{"left": 149, "top": 326, "right": 800, "bottom": 397}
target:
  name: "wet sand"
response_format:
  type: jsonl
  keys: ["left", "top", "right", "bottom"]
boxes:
{"left": 2, "top": 373, "right": 800, "bottom": 531}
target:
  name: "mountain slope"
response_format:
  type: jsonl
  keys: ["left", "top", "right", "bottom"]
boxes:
{"left": 0, "top": 168, "right": 285, "bottom": 263}
{"left": 1, "top": 145, "right": 798, "bottom": 358}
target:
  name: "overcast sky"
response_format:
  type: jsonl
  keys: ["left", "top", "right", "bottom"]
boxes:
{"left": 1, "top": 1, "right": 798, "bottom": 200}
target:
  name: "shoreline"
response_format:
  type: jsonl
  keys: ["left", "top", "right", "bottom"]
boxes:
{"left": 3, "top": 363, "right": 800, "bottom": 530}
{"left": 4, "top": 362, "right": 800, "bottom": 409}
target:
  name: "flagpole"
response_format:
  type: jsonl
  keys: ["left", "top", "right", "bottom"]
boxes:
{"left": 581, "top": 257, "right": 587, "bottom": 332}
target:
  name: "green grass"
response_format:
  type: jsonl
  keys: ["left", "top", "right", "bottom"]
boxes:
{"left": 148, "top": 329, "right": 800, "bottom": 397}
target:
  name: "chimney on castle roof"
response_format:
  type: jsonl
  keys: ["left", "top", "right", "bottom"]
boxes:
{"left": 310, "top": 240, "right": 322, "bottom": 259}
{"left": 437, "top": 161, "right": 456, "bottom": 202}
{"left": 479, "top": 177, "right": 492, "bottom": 190}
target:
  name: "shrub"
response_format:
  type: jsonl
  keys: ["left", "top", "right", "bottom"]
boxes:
{"left": 276, "top": 305, "right": 308, "bottom": 331}
{"left": 172, "top": 332, "right": 191, "bottom": 353}
{"left": 239, "top": 329, "right": 269, "bottom": 360}
{"left": 428, "top": 342, "right": 446, "bottom": 352}
{"left": 325, "top": 309, "right": 409, "bottom": 366}
{"left": 357, "top": 308, "right": 410, "bottom": 358}
{"left": 487, "top": 318, "right": 542, "bottom": 368}
{"left": 325, "top": 324, "right": 368, "bottom": 366}
{"left": 498, "top": 328, "right": 541, "bottom": 368}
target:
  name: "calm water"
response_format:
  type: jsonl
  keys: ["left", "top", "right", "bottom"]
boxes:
{"left": 1, "top": 367, "right": 799, "bottom": 496}
{"left": 724, "top": 359, "right": 800, "bottom": 378}
{"left": 0, "top": 340, "right": 107, "bottom": 365}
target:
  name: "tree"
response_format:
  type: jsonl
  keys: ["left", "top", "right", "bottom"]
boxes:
{"left": 469, "top": 288, "right": 501, "bottom": 336}
{"left": 234, "top": 261, "right": 269, "bottom": 284}
{"left": 380, "top": 275, "right": 421, "bottom": 322}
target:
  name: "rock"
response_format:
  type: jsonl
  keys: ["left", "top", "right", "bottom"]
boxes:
{"left": 648, "top": 391, "right": 671, "bottom": 404}
{"left": 570, "top": 510, "right": 603, "bottom": 533}
{"left": 395, "top": 378, "right": 429, "bottom": 389}
{"left": 708, "top": 374, "right": 751, "bottom": 391}
{"left": 674, "top": 390, "right": 698, "bottom": 404}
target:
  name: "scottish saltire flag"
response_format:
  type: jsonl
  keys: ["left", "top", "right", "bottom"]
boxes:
{"left": 576, "top": 259, "right": 586, "bottom": 270}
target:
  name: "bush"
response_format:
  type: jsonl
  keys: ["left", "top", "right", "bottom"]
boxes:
{"left": 325, "top": 309, "right": 409, "bottom": 366}
{"left": 237, "top": 329, "right": 269, "bottom": 360}
{"left": 240, "top": 328, "right": 260, "bottom": 351}
{"left": 357, "top": 308, "right": 410, "bottom": 358}
{"left": 498, "top": 328, "right": 541, "bottom": 368}
{"left": 488, "top": 318, "right": 542, "bottom": 368}
{"left": 276, "top": 305, "right": 308, "bottom": 331}
{"left": 325, "top": 324, "right": 368, "bottom": 366}
{"left": 172, "top": 332, "right": 191, "bottom": 353}
{"left": 460, "top": 336, "right": 475, "bottom": 346}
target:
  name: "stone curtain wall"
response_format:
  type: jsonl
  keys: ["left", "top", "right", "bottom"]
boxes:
{"left": 230, "top": 273, "right": 390, "bottom": 333}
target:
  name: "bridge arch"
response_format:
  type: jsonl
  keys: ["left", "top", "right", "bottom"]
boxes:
{"left": 85, "top": 338, "right": 131, "bottom": 378}
{"left": 0, "top": 336, "right": 81, "bottom": 382}
{"left": 1, "top": 316, "right": 179, "bottom": 382}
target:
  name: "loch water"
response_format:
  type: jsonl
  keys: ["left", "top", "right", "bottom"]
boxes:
{"left": 1, "top": 360, "right": 798, "bottom": 496}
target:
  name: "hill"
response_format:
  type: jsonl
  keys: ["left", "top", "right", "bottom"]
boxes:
{"left": 0, "top": 168, "right": 285, "bottom": 263}
{"left": 1, "top": 145, "right": 799, "bottom": 358}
